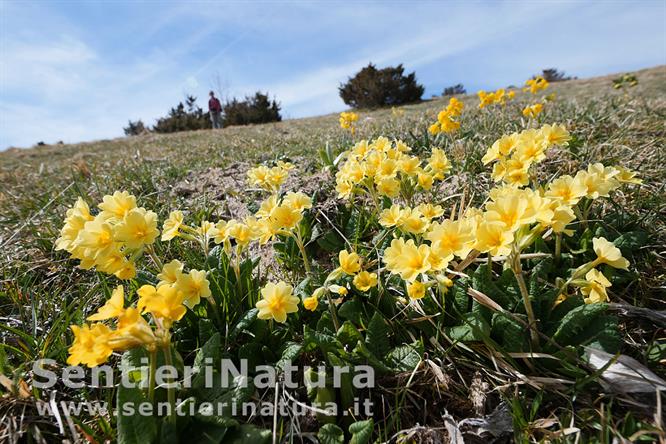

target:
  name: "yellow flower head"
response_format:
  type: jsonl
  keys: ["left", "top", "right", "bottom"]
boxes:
{"left": 137, "top": 284, "right": 187, "bottom": 328}
{"left": 475, "top": 221, "right": 515, "bottom": 257}
{"left": 67, "top": 323, "right": 114, "bottom": 367}
{"left": 417, "top": 171, "right": 435, "bottom": 190}
{"left": 581, "top": 269, "right": 612, "bottom": 304}
{"left": 269, "top": 204, "right": 303, "bottom": 231}
{"left": 87, "top": 285, "right": 125, "bottom": 321}
{"left": 375, "top": 177, "right": 400, "bottom": 198}
{"left": 338, "top": 250, "right": 362, "bottom": 275}
{"left": 379, "top": 204, "right": 406, "bottom": 228}
{"left": 303, "top": 295, "right": 319, "bottom": 311}
{"left": 256, "top": 281, "right": 299, "bottom": 323}
{"left": 283, "top": 192, "right": 312, "bottom": 211}
{"left": 353, "top": 271, "right": 378, "bottom": 292}
{"left": 98, "top": 191, "right": 137, "bottom": 222}
{"left": 114, "top": 207, "right": 159, "bottom": 249}
{"left": 407, "top": 280, "right": 426, "bottom": 300}
{"left": 522, "top": 103, "right": 543, "bottom": 119}
{"left": 539, "top": 124, "right": 570, "bottom": 146}
{"left": 398, "top": 208, "right": 429, "bottom": 234}
{"left": 113, "top": 307, "right": 157, "bottom": 349}
{"left": 614, "top": 166, "right": 642, "bottom": 185}
{"left": 339, "top": 111, "right": 359, "bottom": 133}
{"left": 417, "top": 203, "right": 444, "bottom": 220}
{"left": 157, "top": 259, "right": 183, "bottom": 287}
{"left": 592, "top": 237, "right": 629, "bottom": 270}
{"left": 56, "top": 197, "right": 94, "bottom": 253}
{"left": 524, "top": 76, "right": 549, "bottom": 94}
{"left": 383, "top": 238, "right": 431, "bottom": 282}
{"left": 174, "top": 269, "right": 211, "bottom": 308}
{"left": 426, "top": 219, "right": 475, "bottom": 259}
{"left": 546, "top": 175, "right": 587, "bottom": 206}
{"left": 161, "top": 210, "right": 184, "bottom": 241}
{"left": 428, "top": 148, "right": 451, "bottom": 177}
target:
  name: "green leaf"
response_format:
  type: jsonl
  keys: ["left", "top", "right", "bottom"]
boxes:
{"left": 385, "top": 342, "right": 423, "bottom": 372}
{"left": 229, "top": 309, "right": 258, "bottom": 340}
{"left": 117, "top": 383, "right": 157, "bottom": 444}
{"left": 337, "top": 321, "right": 363, "bottom": 348}
{"left": 491, "top": 313, "right": 528, "bottom": 352}
{"left": 352, "top": 340, "right": 391, "bottom": 373}
{"left": 472, "top": 264, "right": 516, "bottom": 310}
{"left": 349, "top": 419, "right": 374, "bottom": 444}
{"left": 551, "top": 303, "right": 608, "bottom": 347}
{"left": 339, "top": 299, "right": 364, "bottom": 325}
{"left": 446, "top": 312, "right": 491, "bottom": 343}
{"left": 318, "top": 424, "right": 345, "bottom": 444}
{"left": 365, "top": 312, "right": 390, "bottom": 358}
{"left": 223, "top": 424, "right": 272, "bottom": 444}
{"left": 276, "top": 342, "right": 303, "bottom": 372}
{"left": 614, "top": 231, "right": 648, "bottom": 255}
{"left": 317, "top": 230, "right": 345, "bottom": 252}
{"left": 194, "top": 333, "right": 221, "bottom": 373}
{"left": 303, "top": 325, "right": 342, "bottom": 354}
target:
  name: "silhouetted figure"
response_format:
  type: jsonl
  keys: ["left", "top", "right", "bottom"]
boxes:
{"left": 208, "top": 91, "right": 222, "bottom": 129}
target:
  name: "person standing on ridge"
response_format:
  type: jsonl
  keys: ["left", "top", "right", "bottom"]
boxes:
{"left": 208, "top": 91, "right": 222, "bottom": 129}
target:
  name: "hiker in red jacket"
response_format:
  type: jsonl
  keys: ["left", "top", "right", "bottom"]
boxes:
{"left": 208, "top": 91, "right": 222, "bottom": 129}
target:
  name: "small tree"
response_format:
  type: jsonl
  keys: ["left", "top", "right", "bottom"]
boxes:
{"left": 153, "top": 95, "right": 210, "bottom": 133}
{"left": 123, "top": 119, "right": 146, "bottom": 136}
{"left": 222, "top": 92, "right": 281, "bottom": 127}
{"left": 339, "top": 63, "right": 424, "bottom": 108}
{"left": 539, "top": 68, "right": 574, "bottom": 82}
{"left": 442, "top": 84, "right": 466, "bottom": 96}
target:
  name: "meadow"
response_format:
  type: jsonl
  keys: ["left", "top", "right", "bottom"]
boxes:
{"left": 0, "top": 66, "right": 665, "bottom": 443}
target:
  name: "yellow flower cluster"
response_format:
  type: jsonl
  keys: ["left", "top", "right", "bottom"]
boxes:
{"left": 339, "top": 111, "right": 359, "bottom": 134}
{"left": 256, "top": 281, "right": 300, "bottom": 323}
{"left": 429, "top": 97, "right": 464, "bottom": 135}
{"left": 477, "top": 88, "right": 515, "bottom": 108}
{"left": 302, "top": 249, "right": 379, "bottom": 312}
{"left": 524, "top": 75, "right": 549, "bottom": 94}
{"left": 335, "top": 137, "right": 451, "bottom": 200}
{"left": 56, "top": 191, "right": 160, "bottom": 280}
{"left": 247, "top": 161, "right": 293, "bottom": 193}
{"left": 522, "top": 103, "right": 544, "bottom": 119}
{"left": 482, "top": 124, "right": 571, "bottom": 186}
{"left": 68, "top": 284, "right": 187, "bottom": 367}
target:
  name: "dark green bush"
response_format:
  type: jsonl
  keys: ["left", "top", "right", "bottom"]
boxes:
{"left": 152, "top": 95, "right": 210, "bottom": 133}
{"left": 222, "top": 92, "right": 281, "bottom": 126}
{"left": 123, "top": 119, "right": 146, "bottom": 136}
{"left": 339, "top": 63, "right": 424, "bottom": 108}
{"left": 443, "top": 83, "right": 466, "bottom": 96}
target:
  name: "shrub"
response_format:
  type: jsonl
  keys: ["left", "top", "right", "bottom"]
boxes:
{"left": 123, "top": 119, "right": 146, "bottom": 136}
{"left": 152, "top": 95, "right": 210, "bottom": 133}
{"left": 222, "top": 92, "right": 281, "bottom": 127}
{"left": 339, "top": 63, "right": 424, "bottom": 108}
{"left": 539, "top": 68, "right": 574, "bottom": 82}
{"left": 442, "top": 83, "right": 466, "bottom": 96}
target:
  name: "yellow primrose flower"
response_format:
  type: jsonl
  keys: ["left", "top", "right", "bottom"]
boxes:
{"left": 256, "top": 195, "right": 279, "bottom": 219}
{"left": 376, "top": 177, "right": 400, "bottom": 198}
{"left": 581, "top": 269, "right": 611, "bottom": 304}
{"left": 417, "top": 203, "right": 444, "bottom": 220}
{"left": 426, "top": 219, "right": 476, "bottom": 259}
{"left": 303, "top": 296, "right": 319, "bottom": 311}
{"left": 576, "top": 163, "right": 620, "bottom": 199}
{"left": 353, "top": 271, "right": 378, "bottom": 292}
{"left": 161, "top": 210, "right": 184, "bottom": 241}
{"left": 213, "top": 220, "right": 232, "bottom": 244}
{"left": 399, "top": 156, "right": 421, "bottom": 176}
{"left": 522, "top": 103, "right": 544, "bottom": 119}
{"left": 329, "top": 285, "right": 348, "bottom": 296}
{"left": 482, "top": 134, "right": 519, "bottom": 165}
{"left": 548, "top": 203, "right": 576, "bottom": 236}
{"left": 524, "top": 76, "right": 549, "bottom": 94}
{"left": 417, "top": 171, "right": 435, "bottom": 190}
{"left": 339, "top": 111, "right": 359, "bottom": 134}
{"left": 114, "top": 261, "right": 137, "bottom": 280}
{"left": 75, "top": 216, "right": 114, "bottom": 257}
{"left": 338, "top": 250, "right": 361, "bottom": 275}
{"left": 383, "top": 238, "right": 431, "bottom": 282}
{"left": 336, "top": 181, "right": 354, "bottom": 200}
{"left": 406, "top": 280, "right": 426, "bottom": 300}
{"left": 614, "top": 166, "right": 642, "bottom": 185}
{"left": 67, "top": 323, "right": 114, "bottom": 367}
{"left": 427, "top": 148, "right": 451, "bottom": 177}
{"left": 95, "top": 246, "right": 132, "bottom": 277}
{"left": 247, "top": 165, "right": 270, "bottom": 187}
{"left": 174, "top": 269, "right": 211, "bottom": 308}
{"left": 137, "top": 284, "right": 187, "bottom": 327}
{"left": 227, "top": 220, "right": 256, "bottom": 246}
{"left": 276, "top": 160, "right": 294, "bottom": 171}
{"left": 428, "top": 122, "right": 441, "bottom": 135}
{"left": 445, "top": 97, "right": 464, "bottom": 116}
{"left": 112, "top": 307, "right": 157, "bottom": 349}
{"left": 592, "top": 237, "right": 630, "bottom": 270}
{"left": 546, "top": 175, "right": 587, "bottom": 206}
{"left": 539, "top": 124, "right": 570, "bottom": 146}
{"left": 269, "top": 204, "right": 303, "bottom": 231}
{"left": 98, "top": 191, "right": 137, "bottom": 222}
{"left": 87, "top": 285, "right": 125, "bottom": 321}
{"left": 157, "top": 259, "right": 183, "bottom": 287}
{"left": 475, "top": 221, "right": 515, "bottom": 257}
{"left": 256, "top": 281, "right": 299, "bottom": 323}
{"left": 379, "top": 204, "right": 406, "bottom": 228}
{"left": 55, "top": 197, "right": 94, "bottom": 253}
{"left": 398, "top": 208, "right": 430, "bottom": 234}
{"left": 485, "top": 194, "right": 534, "bottom": 232}
{"left": 283, "top": 192, "right": 312, "bottom": 211}
{"left": 114, "top": 207, "right": 159, "bottom": 249}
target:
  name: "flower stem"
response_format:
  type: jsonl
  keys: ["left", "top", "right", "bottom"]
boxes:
{"left": 146, "top": 244, "right": 163, "bottom": 270}
{"left": 511, "top": 250, "right": 539, "bottom": 348}
{"left": 326, "top": 292, "right": 340, "bottom": 332}
{"left": 554, "top": 232, "right": 562, "bottom": 263}
{"left": 163, "top": 342, "right": 177, "bottom": 423}
{"left": 148, "top": 349, "right": 157, "bottom": 403}
{"left": 293, "top": 231, "right": 311, "bottom": 275}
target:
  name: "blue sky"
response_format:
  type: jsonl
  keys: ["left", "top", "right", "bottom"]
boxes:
{"left": 1, "top": 0, "right": 665, "bottom": 149}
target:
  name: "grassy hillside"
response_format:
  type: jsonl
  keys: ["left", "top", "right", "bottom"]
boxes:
{"left": 1, "top": 65, "right": 665, "bottom": 442}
